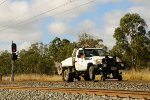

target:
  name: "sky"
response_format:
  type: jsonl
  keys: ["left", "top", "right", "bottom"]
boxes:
{"left": 0, "top": 0, "right": 150, "bottom": 52}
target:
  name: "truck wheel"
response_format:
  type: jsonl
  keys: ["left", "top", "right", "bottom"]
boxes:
{"left": 76, "top": 77, "right": 81, "bottom": 81}
{"left": 83, "top": 74, "right": 91, "bottom": 81}
{"left": 101, "top": 72, "right": 107, "bottom": 81}
{"left": 101, "top": 76, "right": 106, "bottom": 81}
{"left": 63, "top": 68, "right": 74, "bottom": 82}
{"left": 89, "top": 66, "right": 95, "bottom": 81}
{"left": 118, "top": 75, "right": 122, "bottom": 81}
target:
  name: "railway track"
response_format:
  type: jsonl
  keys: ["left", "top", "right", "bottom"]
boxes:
{"left": 0, "top": 86, "right": 150, "bottom": 99}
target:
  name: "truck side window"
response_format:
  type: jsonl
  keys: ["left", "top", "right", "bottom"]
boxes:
{"left": 78, "top": 50, "right": 84, "bottom": 58}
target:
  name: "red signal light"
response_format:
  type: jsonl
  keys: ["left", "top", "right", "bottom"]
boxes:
{"left": 12, "top": 43, "right": 17, "bottom": 52}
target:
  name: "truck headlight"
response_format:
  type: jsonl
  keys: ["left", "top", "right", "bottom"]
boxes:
{"left": 121, "top": 63, "right": 124, "bottom": 67}
{"left": 116, "top": 57, "right": 121, "bottom": 62}
{"left": 93, "top": 59, "right": 101, "bottom": 64}
{"left": 103, "top": 63, "right": 107, "bottom": 67}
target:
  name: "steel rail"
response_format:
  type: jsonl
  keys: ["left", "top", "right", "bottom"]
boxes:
{"left": 0, "top": 86, "right": 150, "bottom": 99}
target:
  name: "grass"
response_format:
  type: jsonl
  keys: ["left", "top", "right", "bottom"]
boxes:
{"left": 1, "top": 69, "right": 150, "bottom": 82}
{"left": 122, "top": 69, "right": 150, "bottom": 81}
{"left": 2, "top": 74, "right": 62, "bottom": 82}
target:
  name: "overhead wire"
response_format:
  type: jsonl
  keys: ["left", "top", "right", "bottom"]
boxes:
{"left": 0, "top": 0, "right": 7, "bottom": 6}
{"left": 0, "top": 0, "right": 97, "bottom": 31}
{"left": 0, "top": 0, "right": 73, "bottom": 30}
{"left": 14, "top": 0, "right": 62, "bottom": 22}
{"left": 0, "top": 0, "right": 58, "bottom": 28}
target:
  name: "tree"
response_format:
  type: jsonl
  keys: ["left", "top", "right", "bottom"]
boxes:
{"left": 16, "top": 43, "right": 55, "bottom": 74}
{"left": 48, "top": 37, "right": 75, "bottom": 74}
{"left": 110, "top": 13, "right": 150, "bottom": 70}
{"left": 0, "top": 51, "right": 11, "bottom": 75}
{"left": 78, "top": 33, "right": 106, "bottom": 48}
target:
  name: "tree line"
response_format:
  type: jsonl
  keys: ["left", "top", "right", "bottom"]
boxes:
{"left": 0, "top": 33, "right": 105, "bottom": 75}
{"left": 0, "top": 13, "right": 149, "bottom": 75}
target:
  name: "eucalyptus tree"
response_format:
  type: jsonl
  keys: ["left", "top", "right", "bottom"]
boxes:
{"left": 0, "top": 51, "right": 11, "bottom": 75}
{"left": 110, "top": 13, "right": 150, "bottom": 70}
{"left": 78, "top": 33, "right": 104, "bottom": 48}
{"left": 48, "top": 37, "right": 75, "bottom": 74}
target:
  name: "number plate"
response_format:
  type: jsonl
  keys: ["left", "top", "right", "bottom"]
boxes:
{"left": 111, "top": 67, "right": 117, "bottom": 70}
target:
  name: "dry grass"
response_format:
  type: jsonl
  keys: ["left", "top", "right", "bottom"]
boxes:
{"left": 1, "top": 69, "right": 150, "bottom": 82}
{"left": 122, "top": 69, "right": 150, "bottom": 81}
{"left": 2, "top": 74, "right": 62, "bottom": 82}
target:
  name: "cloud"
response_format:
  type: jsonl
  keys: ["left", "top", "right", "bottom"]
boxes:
{"left": 128, "top": 7, "right": 150, "bottom": 28}
{"left": 48, "top": 21, "right": 68, "bottom": 35}
{"left": 1, "top": 0, "right": 150, "bottom": 52}
{"left": 47, "top": 0, "right": 150, "bottom": 49}
{"left": 100, "top": 1, "right": 150, "bottom": 49}
{"left": 0, "top": 0, "right": 99, "bottom": 51}
{"left": 45, "top": 0, "right": 122, "bottom": 49}
{"left": 0, "top": 0, "right": 42, "bottom": 51}
{"left": 19, "top": 42, "right": 31, "bottom": 51}
{"left": 100, "top": 10, "right": 124, "bottom": 48}
{"left": 129, "top": 0, "right": 150, "bottom": 5}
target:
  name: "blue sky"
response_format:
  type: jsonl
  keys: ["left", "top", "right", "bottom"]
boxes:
{"left": 0, "top": 0, "right": 149, "bottom": 51}
{"left": 41, "top": 0, "right": 136, "bottom": 45}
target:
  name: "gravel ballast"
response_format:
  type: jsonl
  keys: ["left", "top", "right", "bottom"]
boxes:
{"left": 0, "top": 89, "right": 142, "bottom": 100}
{"left": 0, "top": 81, "right": 150, "bottom": 100}
{"left": 0, "top": 81, "right": 150, "bottom": 91}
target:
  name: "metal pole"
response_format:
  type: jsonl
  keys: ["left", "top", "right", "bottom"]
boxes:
{"left": 0, "top": 72, "right": 2, "bottom": 82}
{"left": 11, "top": 58, "right": 14, "bottom": 81}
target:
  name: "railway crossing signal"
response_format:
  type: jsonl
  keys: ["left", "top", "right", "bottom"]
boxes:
{"left": 11, "top": 43, "right": 17, "bottom": 52}
{"left": 11, "top": 41, "right": 17, "bottom": 82}
{"left": 12, "top": 53, "right": 17, "bottom": 60}
{"left": 11, "top": 42, "right": 17, "bottom": 60}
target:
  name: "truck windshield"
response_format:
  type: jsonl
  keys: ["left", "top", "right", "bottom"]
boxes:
{"left": 84, "top": 49, "right": 105, "bottom": 57}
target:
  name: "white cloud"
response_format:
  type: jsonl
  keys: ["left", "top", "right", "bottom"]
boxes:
{"left": 1, "top": 0, "right": 150, "bottom": 51}
{"left": 129, "top": 0, "right": 150, "bottom": 5}
{"left": 100, "top": 1, "right": 150, "bottom": 49}
{"left": 75, "top": 19, "right": 97, "bottom": 34}
{"left": 0, "top": 0, "right": 42, "bottom": 51}
{"left": 100, "top": 10, "right": 124, "bottom": 48}
{"left": 0, "top": 0, "right": 100, "bottom": 51}
{"left": 128, "top": 6, "right": 150, "bottom": 28}
{"left": 19, "top": 42, "right": 31, "bottom": 51}
{"left": 48, "top": 21, "right": 68, "bottom": 35}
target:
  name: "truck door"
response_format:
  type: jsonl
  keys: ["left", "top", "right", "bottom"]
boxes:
{"left": 75, "top": 50, "right": 87, "bottom": 71}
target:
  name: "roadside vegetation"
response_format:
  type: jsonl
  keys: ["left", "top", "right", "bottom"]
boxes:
{"left": 123, "top": 69, "right": 150, "bottom": 81}
{"left": 2, "top": 69, "right": 150, "bottom": 81}
{"left": 2, "top": 74, "right": 62, "bottom": 82}
{"left": 0, "top": 13, "right": 149, "bottom": 81}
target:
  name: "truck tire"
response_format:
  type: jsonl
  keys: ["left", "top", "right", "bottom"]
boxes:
{"left": 101, "top": 72, "right": 107, "bottom": 81}
{"left": 89, "top": 66, "right": 95, "bottom": 81}
{"left": 101, "top": 76, "right": 106, "bottom": 81}
{"left": 83, "top": 74, "right": 91, "bottom": 81}
{"left": 118, "top": 75, "right": 122, "bottom": 81}
{"left": 63, "top": 68, "right": 74, "bottom": 82}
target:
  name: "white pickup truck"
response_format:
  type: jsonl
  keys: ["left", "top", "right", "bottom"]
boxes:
{"left": 59, "top": 47, "right": 125, "bottom": 82}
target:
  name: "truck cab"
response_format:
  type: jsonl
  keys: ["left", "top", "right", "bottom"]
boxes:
{"left": 75, "top": 48, "right": 105, "bottom": 71}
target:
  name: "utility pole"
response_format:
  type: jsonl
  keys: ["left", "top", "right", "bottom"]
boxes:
{"left": 11, "top": 59, "right": 14, "bottom": 81}
{"left": 11, "top": 41, "right": 17, "bottom": 82}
